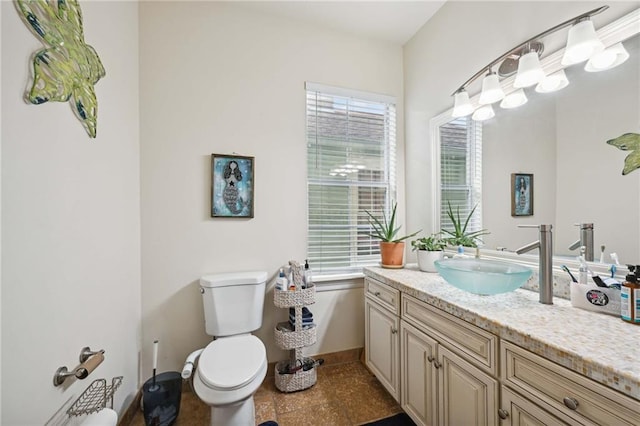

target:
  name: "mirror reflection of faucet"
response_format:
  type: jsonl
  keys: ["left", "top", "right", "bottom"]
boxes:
{"left": 568, "top": 223, "right": 594, "bottom": 261}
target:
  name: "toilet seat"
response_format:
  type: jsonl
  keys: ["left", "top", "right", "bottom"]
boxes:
{"left": 198, "top": 335, "right": 266, "bottom": 391}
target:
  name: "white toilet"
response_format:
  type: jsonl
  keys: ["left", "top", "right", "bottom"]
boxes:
{"left": 190, "top": 271, "right": 268, "bottom": 426}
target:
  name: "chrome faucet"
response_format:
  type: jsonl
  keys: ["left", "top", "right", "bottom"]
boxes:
{"left": 516, "top": 224, "right": 553, "bottom": 305}
{"left": 568, "top": 223, "right": 594, "bottom": 261}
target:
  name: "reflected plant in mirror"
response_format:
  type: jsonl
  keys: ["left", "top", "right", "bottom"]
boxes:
{"left": 441, "top": 201, "right": 489, "bottom": 248}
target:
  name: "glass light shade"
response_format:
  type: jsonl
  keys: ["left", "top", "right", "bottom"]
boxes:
{"left": 500, "top": 89, "right": 528, "bottom": 109}
{"left": 561, "top": 19, "right": 605, "bottom": 66}
{"left": 585, "top": 43, "right": 629, "bottom": 72}
{"left": 478, "top": 73, "right": 504, "bottom": 105}
{"left": 452, "top": 90, "right": 474, "bottom": 117}
{"left": 514, "top": 51, "right": 545, "bottom": 88}
{"left": 472, "top": 105, "right": 495, "bottom": 121}
{"left": 535, "top": 69, "right": 569, "bottom": 93}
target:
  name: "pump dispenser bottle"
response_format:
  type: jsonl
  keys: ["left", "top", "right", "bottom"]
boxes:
{"left": 276, "top": 268, "right": 288, "bottom": 291}
{"left": 303, "top": 259, "right": 313, "bottom": 289}
{"left": 621, "top": 265, "right": 640, "bottom": 324}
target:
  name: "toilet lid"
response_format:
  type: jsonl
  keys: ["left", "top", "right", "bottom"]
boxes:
{"left": 198, "top": 335, "right": 266, "bottom": 390}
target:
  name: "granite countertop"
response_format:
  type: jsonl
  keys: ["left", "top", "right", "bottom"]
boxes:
{"left": 364, "top": 264, "right": 640, "bottom": 401}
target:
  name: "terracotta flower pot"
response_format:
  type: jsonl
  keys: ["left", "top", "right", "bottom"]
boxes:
{"left": 380, "top": 242, "right": 405, "bottom": 268}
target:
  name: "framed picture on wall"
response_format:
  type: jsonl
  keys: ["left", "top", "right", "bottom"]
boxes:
{"left": 211, "top": 154, "right": 254, "bottom": 218}
{"left": 511, "top": 173, "right": 533, "bottom": 217}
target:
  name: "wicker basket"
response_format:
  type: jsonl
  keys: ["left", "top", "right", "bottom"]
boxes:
{"left": 274, "top": 323, "right": 317, "bottom": 349}
{"left": 274, "top": 286, "right": 316, "bottom": 308}
{"left": 274, "top": 359, "right": 317, "bottom": 392}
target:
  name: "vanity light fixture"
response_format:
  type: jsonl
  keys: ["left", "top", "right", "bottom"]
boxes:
{"left": 472, "top": 105, "right": 495, "bottom": 121}
{"left": 561, "top": 18, "right": 605, "bottom": 66}
{"left": 536, "top": 70, "right": 569, "bottom": 93}
{"left": 585, "top": 42, "right": 630, "bottom": 72}
{"left": 452, "top": 89, "right": 474, "bottom": 117}
{"left": 535, "top": 69, "right": 570, "bottom": 93}
{"left": 514, "top": 48, "right": 546, "bottom": 88}
{"left": 479, "top": 71, "right": 505, "bottom": 105}
{"left": 500, "top": 89, "right": 528, "bottom": 109}
{"left": 450, "top": 5, "right": 609, "bottom": 119}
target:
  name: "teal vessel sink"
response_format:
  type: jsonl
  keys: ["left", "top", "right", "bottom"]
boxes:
{"left": 434, "top": 258, "right": 533, "bottom": 295}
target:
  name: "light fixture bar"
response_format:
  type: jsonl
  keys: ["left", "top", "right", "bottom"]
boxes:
{"left": 451, "top": 5, "right": 608, "bottom": 96}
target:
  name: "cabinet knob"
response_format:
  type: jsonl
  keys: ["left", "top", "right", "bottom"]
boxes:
{"left": 563, "top": 397, "right": 579, "bottom": 410}
{"left": 498, "top": 409, "right": 509, "bottom": 420}
{"left": 391, "top": 328, "right": 398, "bottom": 334}
{"left": 427, "top": 355, "right": 435, "bottom": 363}
{"left": 374, "top": 291, "right": 381, "bottom": 297}
{"left": 433, "top": 360, "right": 441, "bottom": 369}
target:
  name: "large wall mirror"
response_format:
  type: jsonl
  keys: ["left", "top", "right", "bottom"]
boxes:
{"left": 431, "top": 8, "right": 640, "bottom": 270}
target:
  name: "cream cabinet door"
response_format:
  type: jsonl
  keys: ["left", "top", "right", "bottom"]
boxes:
{"left": 501, "top": 386, "right": 571, "bottom": 426}
{"left": 365, "top": 297, "right": 400, "bottom": 401}
{"left": 438, "top": 345, "right": 499, "bottom": 426}
{"left": 400, "top": 320, "right": 438, "bottom": 426}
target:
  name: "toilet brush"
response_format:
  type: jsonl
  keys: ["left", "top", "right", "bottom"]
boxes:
{"left": 143, "top": 340, "right": 164, "bottom": 425}
{"left": 151, "top": 340, "right": 159, "bottom": 391}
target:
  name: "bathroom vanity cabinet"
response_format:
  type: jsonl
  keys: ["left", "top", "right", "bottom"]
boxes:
{"left": 364, "top": 278, "right": 400, "bottom": 401}
{"left": 363, "top": 269, "right": 640, "bottom": 426}
{"left": 500, "top": 341, "right": 640, "bottom": 425}
{"left": 400, "top": 293, "right": 498, "bottom": 426}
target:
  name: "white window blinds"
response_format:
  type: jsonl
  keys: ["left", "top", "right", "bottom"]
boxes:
{"left": 440, "top": 116, "right": 483, "bottom": 238}
{"left": 306, "top": 83, "right": 397, "bottom": 275}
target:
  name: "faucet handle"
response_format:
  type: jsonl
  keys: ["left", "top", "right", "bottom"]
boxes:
{"left": 574, "top": 223, "right": 593, "bottom": 229}
{"left": 518, "top": 224, "right": 553, "bottom": 231}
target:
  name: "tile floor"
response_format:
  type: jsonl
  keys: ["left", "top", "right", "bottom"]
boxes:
{"left": 126, "top": 360, "right": 403, "bottom": 425}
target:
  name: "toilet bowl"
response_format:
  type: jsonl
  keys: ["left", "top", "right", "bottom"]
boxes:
{"left": 193, "top": 335, "right": 267, "bottom": 425}
{"left": 187, "top": 271, "right": 269, "bottom": 425}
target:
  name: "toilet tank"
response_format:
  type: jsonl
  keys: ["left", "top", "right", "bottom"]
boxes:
{"left": 200, "top": 271, "right": 267, "bottom": 337}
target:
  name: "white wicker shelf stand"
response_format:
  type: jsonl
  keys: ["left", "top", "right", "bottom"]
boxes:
{"left": 273, "top": 284, "right": 317, "bottom": 392}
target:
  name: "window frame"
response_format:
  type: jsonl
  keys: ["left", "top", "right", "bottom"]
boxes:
{"left": 305, "top": 82, "right": 397, "bottom": 278}
{"left": 430, "top": 110, "right": 483, "bottom": 240}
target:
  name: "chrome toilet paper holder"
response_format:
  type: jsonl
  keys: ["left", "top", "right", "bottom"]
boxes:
{"left": 54, "top": 346, "right": 105, "bottom": 386}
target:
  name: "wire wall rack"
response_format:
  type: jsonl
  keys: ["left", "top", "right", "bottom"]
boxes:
{"left": 67, "top": 376, "right": 123, "bottom": 417}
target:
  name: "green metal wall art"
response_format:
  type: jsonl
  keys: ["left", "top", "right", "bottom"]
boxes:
{"left": 607, "top": 133, "right": 640, "bottom": 175}
{"left": 16, "top": 0, "right": 105, "bottom": 138}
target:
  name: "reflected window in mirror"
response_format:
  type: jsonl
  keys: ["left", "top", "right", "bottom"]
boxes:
{"left": 439, "top": 117, "right": 484, "bottom": 237}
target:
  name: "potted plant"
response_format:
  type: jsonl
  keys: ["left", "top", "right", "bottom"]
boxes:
{"left": 365, "top": 202, "right": 420, "bottom": 268}
{"left": 411, "top": 233, "right": 447, "bottom": 272}
{"left": 441, "top": 201, "right": 489, "bottom": 248}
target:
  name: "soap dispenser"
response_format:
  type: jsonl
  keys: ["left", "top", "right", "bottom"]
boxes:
{"left": 621, "top": 265, "right": 640, "bottom": 324}
{"left": 303, "top": 259, "right": 313, "bottom": 289}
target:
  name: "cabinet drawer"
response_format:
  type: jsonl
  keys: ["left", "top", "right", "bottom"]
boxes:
{"left": 401, "top": 294, "right": 497, "bottom": 375}
{"left": 365, "top": 277, "right": 400, "bottom": 315}
{"left": 501, "top": 341, "right": 640, "bottom": 426}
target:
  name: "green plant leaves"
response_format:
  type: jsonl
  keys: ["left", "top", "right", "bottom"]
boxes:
{"left": 441, "top": 201, "right": 489, "bottom": 248}
{"left": 365, "top": 202, "right": 420, "bottom": 243}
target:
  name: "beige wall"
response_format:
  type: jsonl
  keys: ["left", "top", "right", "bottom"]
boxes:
{"left": 1, "top": 1, "right": 140, "bottom": 424}
{"left": 138, "top": 2, "right": 404, "bottom": 377}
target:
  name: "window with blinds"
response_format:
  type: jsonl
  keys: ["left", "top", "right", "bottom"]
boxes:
{"left": 439, "top": 116, "right": 483, "bottom": 237}
{"left": 306, "top": 82, "right": 396, "bottom": 275}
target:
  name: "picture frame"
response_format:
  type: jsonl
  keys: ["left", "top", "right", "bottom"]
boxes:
{"left": 211, "top": 154, "right": 254, "bottom": 218}
{"left": 511, "top": 173, "right": 533, "bottom": 217}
